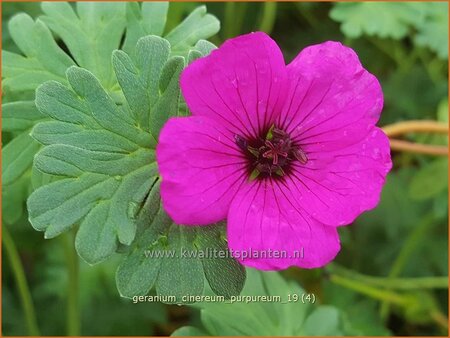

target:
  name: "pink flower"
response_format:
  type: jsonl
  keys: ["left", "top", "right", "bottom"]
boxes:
{"left": 156, "top": 32, "right": 392, "bottom": 270}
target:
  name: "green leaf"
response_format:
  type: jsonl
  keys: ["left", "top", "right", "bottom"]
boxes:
{"left": 414, "top": 2, "right": 449, "bottom": 59}
{"left": 195, "top": 225, "right": 246, "bottom": 299}
{"left": 39, "top": 2, "right": 127, "bottom": 90}
{"left": 177, "top": 269, "right": 344, "bottom": 336}
{"left": 165, "top": 6, "right": 220, "bottom": 54}
{"left": 28, "top": 63, "right": 162, "bottom": 264}
{"left": 2, "top": 2, "right": 42, "bottom": 54}
{"left": 2, "top": 132, "right": 41, "bottom": 187}
{"left": 123, "top": 2, "right": 220, "bottom": 55}
{"left": 150, "top": 56, "right": 184, "bottom": 138}
{"left": 123, "top": 3, "right": 219, "bottom": 57}
{"left": 115, "top": 185, "right": 166, "bottom": 297}
{"left": 2, "top": 101, "right": 47, "bottom": 187}
{"left": 112, "top": 36, "right": 184, "bottom": 140}
{"left": 2, "top": 13, "right": 74, "bottom": 92}
{"left": 2, "top": 101, "right": 46, "bottom": 132}
{"left": 330, "top": 3, "right": 426, "bottom": 39}
{"left": 122, "top": 2, "right": 169, "bottom": 54}
{"left": 155, "top": 223, "right": 205, "bottom": 302}
{"left": 191, "top": 39, "right": 217, "bottom": 56}
{"left": 409, "top": 159, "right": 448, "bottom": 201}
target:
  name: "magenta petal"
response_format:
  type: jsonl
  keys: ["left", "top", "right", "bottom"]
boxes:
{"left": 180, "top": 32, "right": 287, "bottom": 139}
{"left": 278, "top": 41, "right": 383, "bottom": 149}
{"left": 227, "top": 181, "right": 341, "bottom": 270}
{"left": 291, "top": 127, "right": 392, "bottom": 226}
{"left": 157, "top": 116, "right": 247, "bottom": 225}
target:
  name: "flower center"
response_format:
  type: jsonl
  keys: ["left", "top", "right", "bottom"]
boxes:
{"left": 235, "top": 126, "right": 308, "bottom": 180}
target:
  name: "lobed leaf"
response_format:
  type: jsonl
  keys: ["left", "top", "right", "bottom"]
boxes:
{"left": 28, "top": 65, "right": 160, "bottom": 264}
{"left": 330, "top": 3, "right": 426, "bottom": 39}
{"left": 2, "top": 101, "right": 46, "bottom": 132}
{"left": 2, "top": 132, "right": 41, "bottom": 187}
{"left": 122, "top": 2, "right": 169, "bottom": 54}
{"left": 112, "top": 35, "right": 184, "bottom": 140}
{"left": 2, "top": 13, "right": 74, "bottom": 93}
{"left": 165, "top": 6, "right": 220, "bottom": 55}
{"left": 123, "top": 3, "right": 220, "bottom": 57}
{"left": 40, "top": 2, "right": 127, "bottom": 90}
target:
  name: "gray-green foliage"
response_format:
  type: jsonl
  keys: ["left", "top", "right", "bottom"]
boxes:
{"left": 123, "top": 3, "right": 219, "bottom": 56}
{"left": 28, "top": 35, "right": 178, "bottom": 263}
{"left": 173, "top": 269, "right": 345, "bottom": 336}
{"left": 2, "top": 1, "right": 220, "bottom": 224}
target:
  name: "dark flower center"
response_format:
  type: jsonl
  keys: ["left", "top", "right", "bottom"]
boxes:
{"left": 235, "top": 126, "right": 308, "bottom": 180}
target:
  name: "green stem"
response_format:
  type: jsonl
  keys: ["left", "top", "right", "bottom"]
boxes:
{"left": 2, "top": 226, "right": 40, "bottom": 336}
{"left": 380, "top": 214, "right": 435, "bottom": 320}
{"left": 63, "top": 231, "right": 80, "bottom": 336}
{"left": 328, "top": 264, "right": 448, "bottom": 290}
{"left": 329, "top": 274, "right": 409, "bottom": 306}
{"left": 258, "top": 2, "right": 277, "bottom": 34}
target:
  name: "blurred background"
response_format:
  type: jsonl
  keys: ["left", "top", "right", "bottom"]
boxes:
{"left": 2, "top": 2, "right": 448, "bottom": 336}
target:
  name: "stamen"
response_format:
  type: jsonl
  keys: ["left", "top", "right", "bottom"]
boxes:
{"left": 235, "top": 126, "right": 308, "bottom": 180}
{"left": 234, "top": 134, "right": 248, "bottom": 151}
{"left": 293, "top": 148, "right": 308, "bottom": 165}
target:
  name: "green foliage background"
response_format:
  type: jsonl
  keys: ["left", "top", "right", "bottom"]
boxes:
{"left": 2, "top": 2, "right": 448, "bottom": 336}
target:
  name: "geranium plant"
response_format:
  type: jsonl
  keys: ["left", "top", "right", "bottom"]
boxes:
{"left": 2, "top": 2, "right": 448, "bottom": 337}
